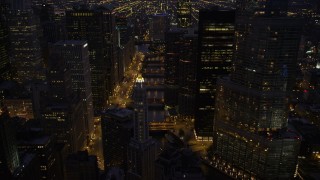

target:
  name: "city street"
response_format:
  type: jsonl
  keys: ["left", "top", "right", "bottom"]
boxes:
{"left": 109, "top": 51, "right": 144, "bottom": 107}
{"left": 87, "top": 50, "right": 145, "bottom": 170}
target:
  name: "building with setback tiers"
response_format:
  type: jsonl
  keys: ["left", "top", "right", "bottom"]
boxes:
{"left": 213, "top": 16, "right": 303, "bottom": 179}
{"left": 127, "top": 75, "right": 157, "bottom": 180}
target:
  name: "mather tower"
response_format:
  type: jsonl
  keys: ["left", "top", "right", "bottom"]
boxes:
{"left": 127, "top": 75, "right": 157, "bottom": 180}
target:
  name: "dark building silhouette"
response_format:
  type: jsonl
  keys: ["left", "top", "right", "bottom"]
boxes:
{"left": 155, "top": 147, "right": 205, "bottom": 180}
{"left": 52, "top": 40, "right": 94, "bottom": 140}
{"left": 164, "top": 28, "right": 197, "bottom": 117}
{"left": 64, "top": 150, "right": 99, "bottom": 180}
{"left": 12, "top": 153, "right": 41, "bottom": 180}
{"left": 66, "top": 6, "right": 115, "bottom": 111}
{"left": 0, "top": 4, "right": 11, "bottom": 81}
{"left": 0, "top": 110, "right": 20, "bottom": 179}
{"left": 195, "top": 9, "right": 235, "bottom": 140}
{"left": 236, "top": 0, "right": 288, "bottom": 17}
{"left": 150, "top": 14, "right": 168, "bottom": 42}
{"left": 17, "top": 134, "right": 64, "bottom": 180}
{"left": 164, "top": 29, "right": 184, "bottom": 107}
{"left": 6, "top": 3, "right": 45, "bottom": 83}
{"left": 101, "top": 108, "right": 133, "bottom": 171}
{"left": 42, "top": 46, "right": 87, "bottom": 153}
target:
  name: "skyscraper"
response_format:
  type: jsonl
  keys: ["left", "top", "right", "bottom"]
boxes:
{"left": 195, "top": 9, "right": 235, "bottom": 141}
{"left": 52, "top": 40, "right": 94, "bottom": 140}
{"left": 213, "top": 16, "right": 303, "bottom": 179}
{"left": 127, "top": 75, "right": 157, "bottom": 180}
{"left": 101, "top": 108, "right": 133, "bottom": 171}
{"left": 6, "top": 4, "right": 45, "bottom": 83}
{"left": 66, "top": 6, "right": 115, "bottom": 111}
{"left": 176, "top": 0, "right": 192, "bottom": 28}
{"left": 65, "top": 151, "right": 99, "bottom": 180}
{"left": 164, "top": 29, "right": 185, "bottom": 106}
{"left": 164, "top": 28, "right": 198, "bottom": 115}
{"left": 0, "top": 110, "right": 20, "bottom": 178}
{"left": 178, "top": 31, "right": 198, "bottom": 116}
{"left": 236, "top": 0, "right": 288, "bottom": 17}
{"left": 0, "top": 4, "right": 11, "bottom": 81}
{"left": 150, "top": 14, "right": 168, "bottom": 42}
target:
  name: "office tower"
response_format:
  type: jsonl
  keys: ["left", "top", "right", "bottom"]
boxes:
{"left": 115, "top": 15, "right": 132, "bottom": 46}
{"left": 41, "top": 99, "right": 86, "bottom": 153}
{"left": 42, "top": 50, "right": 86, "bottom": 153}
{"left": 164, "top": 29, "right": 185, "bottom": 106}
{"left": 195, "top": 9, "right": 235, "bottom": 141}
{"left": 0, "top": 110, "right": 20, "bottom": 178}
{"left": 176, "top": 0, "right": 192, "bottom": 28}
{"left": 236, "top": 0, "right": 288, "bottom": 17}
{"left": 13, "top": 153, "right": 41, "bottom": 180}
{"left": 213, "top": 17, "right": 303, "bottom": 179}
{"left": 127, "top": 76, "right": 157, "bottom": 180}
{"left": 17, "top": 135, "right": 64, "bottom": 180}
{"left": 6, "top": 5, "right": 45, "bottom": 83}
{"left": 0, "top": 4, "right": 11, "bottom": 81}
{"left": 115, "top": 15, "right": 135, "bottom": 82}
{"left": 150, "top": 14, "right": 168, "bottom": 42}
{"left": 46, "top": 53, "right": 72, "bottom": 101}
{"left": 64, "top": 151, "right": 99, "bottom": 180}
{"left": 66, "top": 6, "right": 115, "bottom": 111}
{"left": 155, "top": 148, "right": 205, "bottom": 180}
{"left": 178, "top": 31, "right": 197, "bottom": 116}
{"left": 101, "top": 108, "right": 134, "bottom": 171}
{"left": 52, "top": 40, "right": 94, "bottom": 139}
{"left": 164, "top": 28, "right": 197, "bottom": 115}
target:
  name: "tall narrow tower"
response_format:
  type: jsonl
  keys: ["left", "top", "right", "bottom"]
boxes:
{"left": 195, "top": 9, "right": 235, "bottom": 141}
{"left": 0, "top": 110, "right": 20, "bottom": 178}
{"left": 127, "top": 75, "right": 157, "bottom": 180}
{"left": 52, "top": 40, "right": 94, "bottom": 140}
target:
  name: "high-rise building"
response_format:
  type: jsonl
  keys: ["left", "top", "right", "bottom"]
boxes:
{"left": 178, "top": 31, "right": 198, "bottom": 116}
{"left": 66, "top": 6, "right": 115, "bottom": 111}
{"left": 0, "top": 110, "right": 20, "bottom": 178}
{"left": 213, "top": 16, "right": 303, "bottom": 179}
{"left": 155, "top": 147, "right": 205, "bottom": 180}
{"left": 41, "top": 99, "right": 86, "bottom": 153}
{"left": 101, "top": 108, "right": 134, "bottom": 171}
{"left": 13, "top": 153, "right": 41, "bottom": 180}
{"left": 164, "top": 29, "right": 185, "bottom": 106}
{"left": 150, "top": 14, "right": 168, "bottom": 42}
{"left": 176, "top": 0, "right": 192, "bottom": 28}
{"left": 17, "top": 135, "right": 64, "bottom": 180}
{"left": 164, "top": 28, "right": 197, "bottom": 115}
{"left": 0, "top": 4, "right": 11, "bottom": 81}
{"left": 164, "top": 28, "right": 198, "bottom": 113}
{"left": 52, "top": 40, "right": 94, "bottom": 139}
{"left": 236, "top": 0, "right": 288, "bottom": 17}
{"left": 46, "top": 53, "right": 72, "bottom": 102}
{"left": 6, "top": 6, "right": 45, "bottom": 83}
{"left": 64, "top": 151, "right": 99, "bottom": 180}
{"left": 195, "top": 9, "right": 235, "bottom": 141}
{"left": 127, "top": 75, "right": 157, "bottom": 180}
